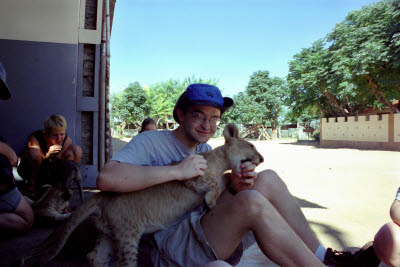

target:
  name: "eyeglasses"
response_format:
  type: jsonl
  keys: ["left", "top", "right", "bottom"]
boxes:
{"left": 190, "top": 112, "right": 221, "bottom": 126}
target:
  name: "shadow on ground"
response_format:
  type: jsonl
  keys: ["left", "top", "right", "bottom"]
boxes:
{"left": 279, "top": 140, "right": 322, "bottom": 148}
{"left": 0, "top": 189, "right": 97, "bottom": 267}
{"left": 308, "top": 221, "right": 349, "bottom": 250}
{"left": 295, "top": 196, "right": 327, "bottom": 209}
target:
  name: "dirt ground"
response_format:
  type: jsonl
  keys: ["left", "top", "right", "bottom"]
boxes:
{"left": 1, "top": 137, "right": 399, "bottom": 266}
{"left": 113, "top": 137, "right": 400, "bottom": 266}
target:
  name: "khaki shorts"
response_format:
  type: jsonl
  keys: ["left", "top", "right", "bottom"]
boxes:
{"left": 137, "top": 205, "right": 256, "bottom": 267}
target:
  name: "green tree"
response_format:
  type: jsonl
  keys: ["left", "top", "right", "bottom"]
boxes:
{"left": 287, "top": 40, "right": 368, "bottom": 118}
{"left": 147, "top": 77, "right": 219, "bottom": 129}
{"left": 287, "top": 0, "right": 400, "bottom": 118}
{"left": 223, "top": 92, "right": 271, "bottom": 139}
{"left": 327, "top": 0, "right": 400, "bottom": 113}
{"left": 146, "top": 79, "right": 184, "bottom": 129}
{"left": 245, "top": 71, "right": 288, "bottom": 140}
{"left": 111, "top": 82, "right": 150, "bottom": 127}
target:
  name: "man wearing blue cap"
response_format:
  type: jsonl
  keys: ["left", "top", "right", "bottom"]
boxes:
{"left": 0, "top": 62, "right": 34, "bottom": 233}
{"left": 97, "top": 84, "right": 375, "bottom": 267}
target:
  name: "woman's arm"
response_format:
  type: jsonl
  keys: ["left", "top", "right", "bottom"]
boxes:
{"left": 390, "top": 197, "right": 400, "bottom": 225}
{"left": 97, "top": 154, "right": 207, "bottom": 192}
{"left": 56, "top": 136, "right": 72, "bottom": 159}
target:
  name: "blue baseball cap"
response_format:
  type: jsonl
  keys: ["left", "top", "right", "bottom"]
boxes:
{"left": 0, "top": 62, "right": 11, "bottom": 100}
{"left": 173, "top": 83, "right": 234, "bottom": 123}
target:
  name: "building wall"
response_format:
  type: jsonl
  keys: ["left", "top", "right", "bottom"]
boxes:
{"left": 321, "top": 114, "right": 400, "bottom": 150}
{"left": 0, "top": 0, "right": 103, "bottom": 186}
{"left": 395, "top": 114, "right": 400, "bottom": 143}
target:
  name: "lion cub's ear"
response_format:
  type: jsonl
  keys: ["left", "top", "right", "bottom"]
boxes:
{"left": 223, "top": 123, "right": 239, "bottom": 142}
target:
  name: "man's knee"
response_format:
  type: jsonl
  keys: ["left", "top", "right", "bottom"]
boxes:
{"left": 235, "top": 190, "right": 274, "bottom": 218}
{"left": 374, "top": 222, "right": 400, "bottom": 266}
{"left": 256, "top": 169, "right": 289, "bottom": 195}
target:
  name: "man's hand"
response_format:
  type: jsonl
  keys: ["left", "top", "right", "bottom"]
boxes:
{"left": 176, "top": 154, "right": 207, "bottom": 181}
{"left": 230, "top": 161, "right": 258, "bottom": 192}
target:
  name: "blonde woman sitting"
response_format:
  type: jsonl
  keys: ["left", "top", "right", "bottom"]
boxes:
{"left": 18, "top": 114, "right": 82, "bottom": 198}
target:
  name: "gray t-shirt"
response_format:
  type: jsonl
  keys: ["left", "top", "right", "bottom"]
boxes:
{"left": 112, "top": 130, "right": 211, "bottom": 165}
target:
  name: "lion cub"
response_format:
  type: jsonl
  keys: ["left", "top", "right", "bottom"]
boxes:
{"left": 19, "top": 123, "right": 263, "bottom": 267}
{"left": 33, "top": 185, "right": 72, "bottom": 222}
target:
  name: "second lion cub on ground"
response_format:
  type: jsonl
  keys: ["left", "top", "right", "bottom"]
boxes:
{"left": 19, "top": 123, "right": 264, "bottom": 267}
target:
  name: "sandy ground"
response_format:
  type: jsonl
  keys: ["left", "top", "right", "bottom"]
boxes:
{"left": 209, "top": 139, "right": 400, "bottom": 267}
{"left": 114, "top": 137, "right": 400, "bottom": 266}
{"left": 1, "top": 137, "right": 398, "bottom": 266}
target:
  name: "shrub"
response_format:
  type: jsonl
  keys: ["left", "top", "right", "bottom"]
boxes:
{"left": 312, "top": 130, "right": 320, "bottom": 141}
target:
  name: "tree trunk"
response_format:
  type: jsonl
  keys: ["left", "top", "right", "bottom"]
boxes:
{"left": 259, "top": 125, "right": 271, "bottom": 140}
{"left": 165, "top": 114, "right": 169, "bottom": 130}
{"left": 365, "top": 75, "right": 400, "bottom": 113}
{"left": 316, "top": 103, "right": 326, "bottom": 117}
{"left": 272, "top": 110, "right": 280, "bottom": 140}
{"left": 323, "top": 90, "right": 347, "bottom": 115}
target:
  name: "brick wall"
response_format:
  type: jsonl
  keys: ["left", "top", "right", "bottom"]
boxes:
{"left": 321, "top": 114, "right": 400, "bottom": 150}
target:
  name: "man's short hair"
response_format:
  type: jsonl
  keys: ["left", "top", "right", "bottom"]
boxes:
{"left": 173, "top": 84, "right": 234, "bottom": 123}
{"left": 44, "top": 115, "right": 67, "bottom": 134}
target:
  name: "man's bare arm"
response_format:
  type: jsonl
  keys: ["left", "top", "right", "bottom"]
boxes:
{"left": 0, "top": 141, "right": 18, "bottom": 166}
{"left": 97, "top": 154, "right": 207, "bottom": 192}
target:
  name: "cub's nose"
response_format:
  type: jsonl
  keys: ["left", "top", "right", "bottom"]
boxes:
{"left": 259, "top": 154, "right": 264, "bottom": 163}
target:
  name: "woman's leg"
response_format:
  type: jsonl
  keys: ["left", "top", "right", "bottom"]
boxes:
{"left": 374, "top": 222, "right": 400, "bottom": 267}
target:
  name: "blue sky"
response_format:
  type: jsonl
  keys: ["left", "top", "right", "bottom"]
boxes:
{"left": 110, "top": 0, "right": 378, "bottom": 98}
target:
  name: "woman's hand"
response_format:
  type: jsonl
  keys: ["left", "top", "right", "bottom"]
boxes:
{"left": 46, "top": 145, "right": 62, "bottom": 158}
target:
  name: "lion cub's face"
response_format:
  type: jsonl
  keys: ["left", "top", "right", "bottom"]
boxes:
{"left": 223, "top": 123, "right": 264, "bottom": 173}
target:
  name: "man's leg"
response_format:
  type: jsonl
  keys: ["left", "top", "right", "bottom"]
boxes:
{"left": 0, "top": 190, "right": 34, "bottom": 233}
{"left": 252, "top": 169, "right": 320, "bottom": 253}
{"left": 201, "top": 190, "right": 325, "bottom": 267}
{"left": 204, "top": 260, "right": 232, "bottom": 267}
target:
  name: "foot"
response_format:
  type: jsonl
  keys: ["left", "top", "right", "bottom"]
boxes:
{"left": 323, "top": 248, "right": 354, "bottom": 267}
{"left": 353, "top": 241, "right": 381, "bottom": 267}
{"left": 323, "top": 242, "right": 380, "bottom": 267}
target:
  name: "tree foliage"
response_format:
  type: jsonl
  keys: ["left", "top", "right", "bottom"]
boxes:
{"left": 246, "top": 71, "right": 287, "bottom": 139}
{"left": 287, "top": 0, "right": 400, "bottom": 117}
{"left": 110, "top": 82, "right": 150, "bottom": 127}
{"left": 111, "top": 77, "right": 218, "bottom": 130}
{"left": 225, "top": 71, "right": 288, "bottom": 140}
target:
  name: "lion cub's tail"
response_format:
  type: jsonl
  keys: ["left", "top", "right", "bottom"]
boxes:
{"left": 17, "top": 193, "right": 103, "bottom": 266}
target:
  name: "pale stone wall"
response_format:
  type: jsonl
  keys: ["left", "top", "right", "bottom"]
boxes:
{"left": 395, "top": 114, "right": 400, "bottom": 143}
{"left": 322, "top": 115, "right": 389, "bottom": 142}
{"left": 321, "top": 114, "right": 400, "bottom": 150}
